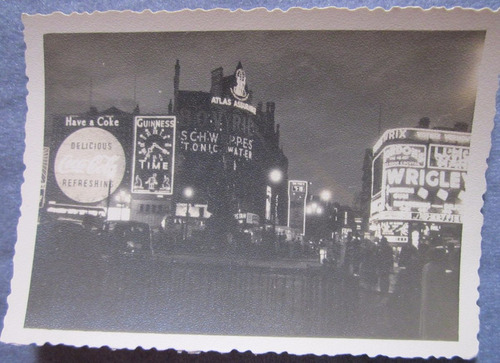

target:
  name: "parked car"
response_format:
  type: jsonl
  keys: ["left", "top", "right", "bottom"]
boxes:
{"left": 101, "top": 221, "right": 153, "bottom": 257}
{"left": 35, "top": 218, "right": 106, "bottom": 265}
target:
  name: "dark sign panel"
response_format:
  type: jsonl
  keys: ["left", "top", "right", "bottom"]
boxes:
{"left": 288, "top": 180, "right": 308, "bottom": 235}
{"left": 131, "top": 116, "right": 176, "bottom": 195}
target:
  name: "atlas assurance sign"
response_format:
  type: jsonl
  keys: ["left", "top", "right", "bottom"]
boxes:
{"left": 54, "top": 127, "right": 126, "bottom": 203}
{"left": 210, "top": 65, "right": 257, "bottom": 115}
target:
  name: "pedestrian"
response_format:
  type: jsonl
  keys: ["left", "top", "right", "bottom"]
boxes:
{"left": 399, "top": 240, "right": 417, "bottom": 269}
{"left": 376, "top": 237, "right": 394, "bottom": 294}
{"left": 345, "top": 233, "right": 361, "bottom": 275}
{"left": 360, "top": 238, "right": 378, "bottom": 291}
{"left": 419, "top": 247, "right": 458, "bottom": 340}
{"left": 392, "top": 240, "right": 422, "bottom": 338}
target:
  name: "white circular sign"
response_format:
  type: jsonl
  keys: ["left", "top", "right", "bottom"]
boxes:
{"left": 54, "top": 127, "right": 126, "bottom": 203}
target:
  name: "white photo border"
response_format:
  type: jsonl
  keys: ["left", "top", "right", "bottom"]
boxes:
{"left": 2, "top": 7, "right": 499, "bottom": 358}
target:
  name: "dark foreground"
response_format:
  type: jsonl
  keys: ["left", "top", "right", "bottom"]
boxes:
{"left": 25, "top": 238, "right": 458, "bottom": 340}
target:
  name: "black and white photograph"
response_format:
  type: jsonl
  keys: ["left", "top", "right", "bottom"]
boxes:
{"left": 2, "top": 8, "right": 498, "bottom": 358}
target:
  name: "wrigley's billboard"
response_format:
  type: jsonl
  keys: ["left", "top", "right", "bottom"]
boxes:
{"left": 371, "top": 129, "right": 471, "bottom": 224}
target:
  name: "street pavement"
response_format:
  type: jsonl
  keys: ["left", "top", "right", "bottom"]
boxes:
{"left": 24, "top": 245, "right": 419, "bottom": 340}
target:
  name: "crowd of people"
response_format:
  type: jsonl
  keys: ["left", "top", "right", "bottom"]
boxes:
{"left": 319, "top": 232, "right": 461, "bottom": 340}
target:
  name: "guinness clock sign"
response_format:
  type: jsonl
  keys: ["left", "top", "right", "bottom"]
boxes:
{"left": 131, "top": 116, "right": 176, "bottom": 195}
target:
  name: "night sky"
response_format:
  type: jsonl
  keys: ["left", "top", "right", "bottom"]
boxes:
{"left": 45, "top": 30, "right": 485, "bottom": 205}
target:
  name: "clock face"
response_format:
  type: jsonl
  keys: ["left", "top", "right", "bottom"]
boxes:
{"left": 136, "top": 127, "right": 172, "bottom": 163}
{"left": 132, "top": 116, "right": 176, "bottom": 196}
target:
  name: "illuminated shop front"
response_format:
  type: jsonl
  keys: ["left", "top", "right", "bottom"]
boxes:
{"left": 370, "top": 127, "right": 470, "bottom": 246}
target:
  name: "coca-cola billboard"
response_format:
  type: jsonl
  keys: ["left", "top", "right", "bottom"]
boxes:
{"left": 54, "top": 127, "right": 126, "bottom": 203}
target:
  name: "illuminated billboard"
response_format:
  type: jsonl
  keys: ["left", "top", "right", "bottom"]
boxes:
{"left": 54, "top": 127, "right": 126, "bottom": 203}
{"left": 428, "top": 144, "right": 469, "bottom": 171}
{"left": 370, "top": 129, "right": 470, "bottom": 225}
{"left": 131, "top": 116, "right": 176, "bottom": 195}
{"left": 265, "top": 185, "right": 272, "bottom": 221}
{"left": 373, "top": 127, "right": 470, "bottom": 154}
{"left": 287, "top": 180, "right": 308, "bottom": 235}
{"left": 379, "top": 221, "right": 409, "bottom": 243}
{"left": 179, "top": 129, "right": 254, "bottom": 161}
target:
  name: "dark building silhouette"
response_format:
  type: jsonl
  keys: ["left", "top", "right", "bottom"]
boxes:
{"left": 172, "top": 61, "right": 289, "bottom": 231}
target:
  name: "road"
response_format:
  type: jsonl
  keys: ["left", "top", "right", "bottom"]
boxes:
{"left": 24, "top": 244, "right": 444, "bottom": 340}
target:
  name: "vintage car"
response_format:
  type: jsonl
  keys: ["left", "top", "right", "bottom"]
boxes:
{"left": 101, "top": 221, "right": 153, "bottom": 257}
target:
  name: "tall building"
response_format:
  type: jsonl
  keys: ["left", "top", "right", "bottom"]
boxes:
{"left": 171, "top": 61, "right": 288, "bottom": 232}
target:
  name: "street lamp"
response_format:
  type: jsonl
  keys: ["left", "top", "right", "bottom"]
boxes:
{"left": 269, "top": 169, "right": 283, "bottom": 254}
{"left": 183, "top": 187, "right": 194, "bottom": 199}
{"left": 183, "top": 187, "right": 194, "bottom": 240}
{"left": 269, "top": 169, "right": 283, "bottom": 184}
{"left": 269, "top": 169, "right": 283, "bottom": 224}
{"left": 320, "top": 189, "right": 332, "bottom": 203}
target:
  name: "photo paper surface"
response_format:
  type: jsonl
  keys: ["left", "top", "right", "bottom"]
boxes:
{"left": 2, "top": 7, "right": 499, "bottom": 358}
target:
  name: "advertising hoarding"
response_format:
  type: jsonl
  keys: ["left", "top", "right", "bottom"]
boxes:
{"left": 265, "top": 185, "right": 272, "bottom": 221}
{"left": 383, "top": 144, "right": 426, "bottom": 168}
{"left": 428, "top": 144, "right": 469, "bottom": 171}
{"left": 54, "top": 127, "right": 126, "bottom": 203}
{"left": 373, "top": 127, "right": 470, "bottom": 153}
{"left": 131, "top": 116, "right": 176, "bottom": 195}
{"left": 179, "top": 129, "right": 254, "bottom": 161}
{"left": 287, "top": 180, "right": 308, "bottom": 235}
{"left": 379, "top": 221, "right": 409, "bottom": 243}
{"left": 234, "top": 212, "right": 260, "bottom": 225}
{"left": 46, "top": 112, "right": 132, "bottom": 208}
{"left": 371, "top": 138, "right": 469, "bottom": 224}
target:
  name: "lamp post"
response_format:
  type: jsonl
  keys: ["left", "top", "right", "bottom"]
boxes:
{"left": 183, "top": 187, "right": 194, "bottom": 241}
{"left": 269, "top": 168, "right": 283, "bottom": 254}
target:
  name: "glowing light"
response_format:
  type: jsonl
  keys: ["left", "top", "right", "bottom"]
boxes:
{"left": 269, "top": 169, "right": 283, "bottom": 184}
{"left": 320, "top": 190, "right": 332, "bottom": 202}
{"left": 115, "top": 190, "right": 131, "bottom": 204}
{"left": 183, "top": 187, "right": 194, "bottom": 199}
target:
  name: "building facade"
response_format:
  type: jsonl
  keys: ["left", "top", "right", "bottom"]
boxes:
{"left": 170, "top": 61, "right": 288, "bottom": 233}
{"left": 370, "top": 126, "right": 470, "bottom": 246}
{"left": 41, "top": 61, "right": 289, "bottom": 239}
